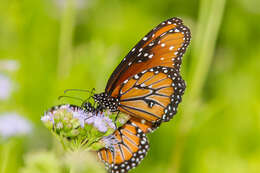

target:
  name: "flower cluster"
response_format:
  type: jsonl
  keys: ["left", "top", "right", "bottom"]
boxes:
{"left": 41, "top": 104, "right": 129, "bottom": 151}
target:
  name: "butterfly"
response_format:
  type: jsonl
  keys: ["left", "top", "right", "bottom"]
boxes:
{"left": 92, "top": 17, "right": 191, "bottom": 172}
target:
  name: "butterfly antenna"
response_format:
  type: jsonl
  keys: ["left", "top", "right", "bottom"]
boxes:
{"left": 82, "top": 88, "right": 96, "bottom": 104}
{"left": 64, "top": 89, "right": 92, "bottom": 94}
{"left": 58, "top": 95, "right": 84, "bottom": 102}
{"left": 90, "top": 88, "right": 96, "bottom": 95}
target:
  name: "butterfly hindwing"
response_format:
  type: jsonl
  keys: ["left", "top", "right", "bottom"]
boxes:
{"left": 115, "top": 66, "right": 185, "bottom": 127}
{"left": 98, "top": 120, "right": 149, "bottom": 173}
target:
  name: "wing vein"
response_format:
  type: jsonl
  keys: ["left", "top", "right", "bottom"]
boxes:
{"left": 121, "top": 79, "right": 139, "bottom": 96}
{"left": 120, "top": 104, "right": 161, "bottom": 119}
{"left": 145, "top": 77, "right": 168, "bottom": 87}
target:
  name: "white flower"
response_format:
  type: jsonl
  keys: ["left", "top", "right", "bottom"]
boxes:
{"left": 0, "top": 113, "right": 32, "bottom": 139}
{"left": 0, "top": 74, "right": 13, "bottom": 100}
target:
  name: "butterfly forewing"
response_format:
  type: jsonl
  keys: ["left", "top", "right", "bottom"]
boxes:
{"left": 106, "top": 17, "right": 190, "bottom": 94}
{"left": 98, "top": 120, "right": 149, "bottom": 173}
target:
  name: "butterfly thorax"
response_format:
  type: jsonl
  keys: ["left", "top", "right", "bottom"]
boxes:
{"left": 93, "top": 92, "right": 119, "bottom": 112}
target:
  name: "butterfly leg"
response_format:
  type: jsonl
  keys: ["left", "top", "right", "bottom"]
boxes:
{"left": 114, "top": 111, "right": 120, "bottom": 129}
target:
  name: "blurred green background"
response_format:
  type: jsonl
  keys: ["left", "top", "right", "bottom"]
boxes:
{"left": 0, "top": 0, "right": 260, "bottom": 172}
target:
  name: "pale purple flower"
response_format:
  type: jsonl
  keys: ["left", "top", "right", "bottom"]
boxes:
{"left": 42, "top": 104, "right": 116, "bottom": 133}
{"left": 0, "top": 74, "right": 12, "bottom": 100}
{"left": 41, "top": 104, "right": 88, "bottom": 127}
{"left": 0, "top": 113, "right": 32, "bottom": 139}
{"left": 41, "top": 112, "right": 54, "bottom": 124}
{"left": 84, "top": 115, "right": 94, "bottom": 124}
{"left": 71, "top": 107, "right": 87, "bottom": 128}
{"left": 85, "top": 112, "right": 116, "bottom": 133}
{"left": 93, "top": 117, "right": 108, "bottom": 132}
{"left": 41, "top": 104, "right": 119, "bottom": 151}
{"left": 102, "top": 116, "right": 116, "bottom": 129}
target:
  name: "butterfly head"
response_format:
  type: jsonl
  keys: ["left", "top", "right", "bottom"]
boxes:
{"left": 81, "top": 101, "right": 95, "bottom": 112}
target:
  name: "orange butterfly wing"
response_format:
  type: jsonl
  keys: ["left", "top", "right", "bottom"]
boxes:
{"left": 114, "top": 66, "right": 185, "bottom": 127}
{"left": 98, "top": 120, "right": 149, "bottom": 173}
{"left": 106, "top": 17, "right": 190, "bottom": 95}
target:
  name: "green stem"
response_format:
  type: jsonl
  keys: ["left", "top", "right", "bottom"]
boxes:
{"left": 189, "top": 0, "right": 226, "bottom": 100}
{"left": 168, "top": 0, "right": 226, "bottom": 172}
{"left": 0, "top": 140, "right": 15, "bottom": 173}
{"left": 57, "top": 0, "right": 76, "bottom": 78}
